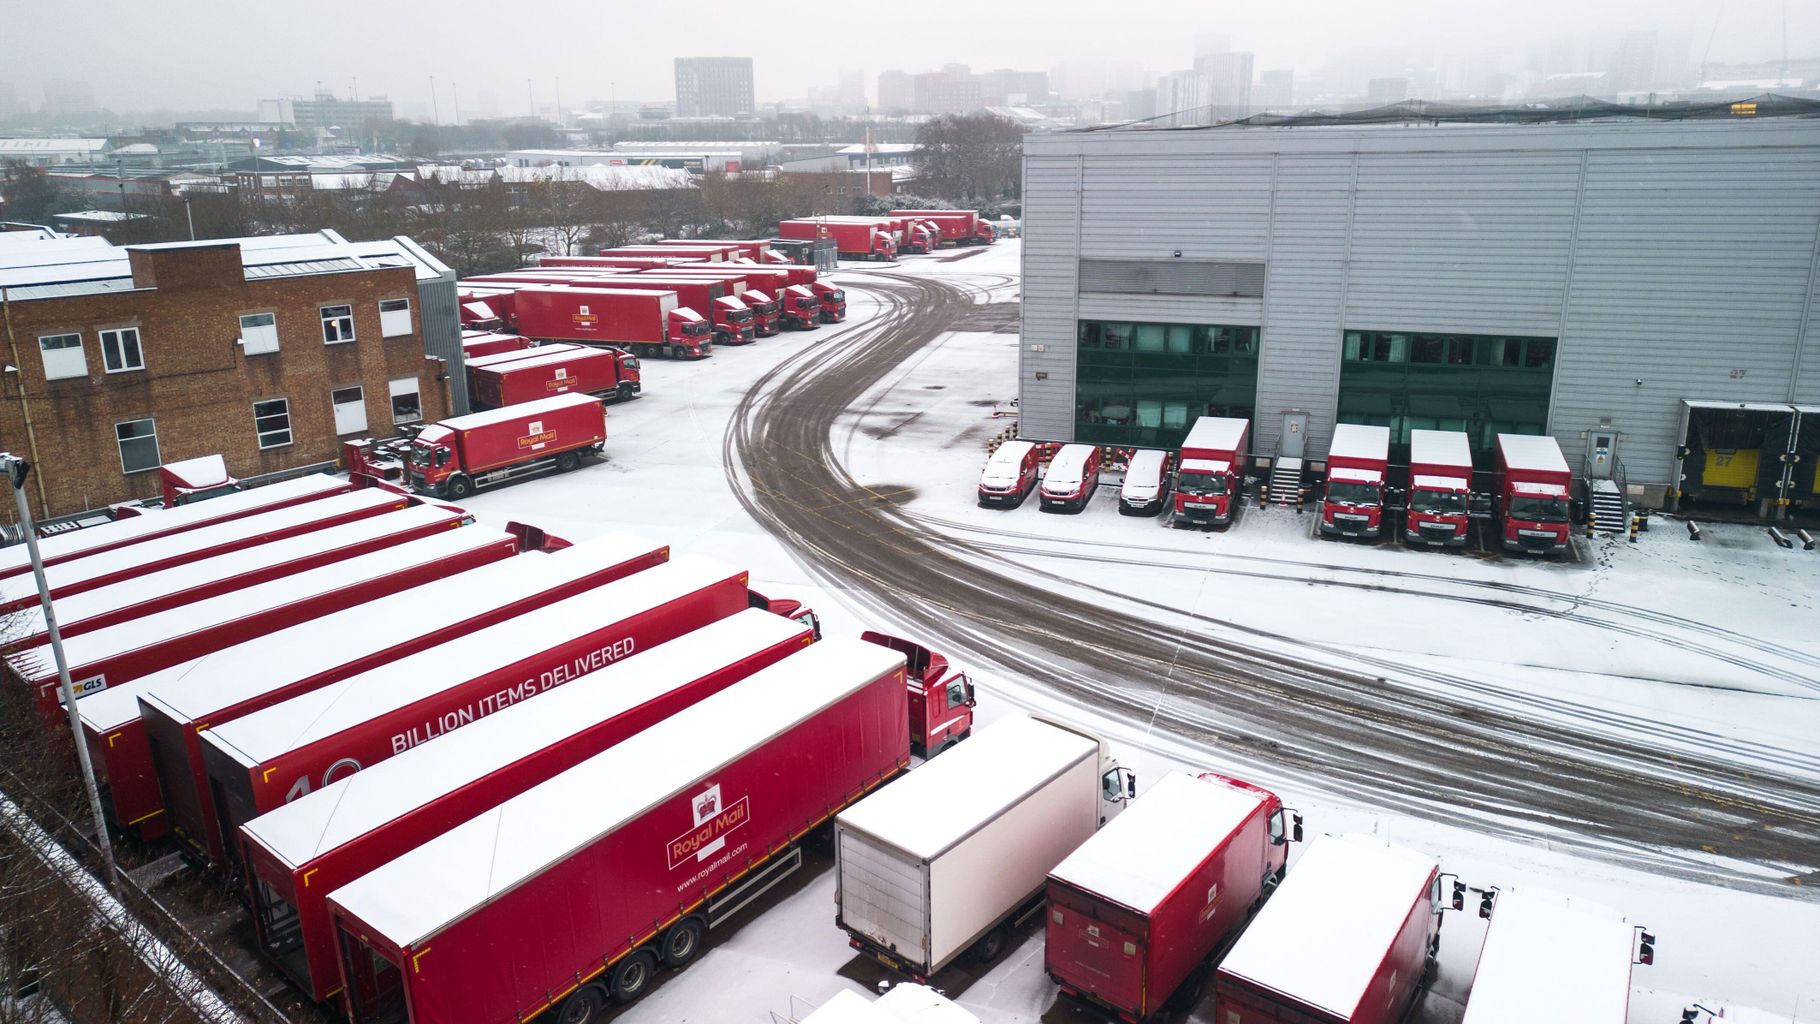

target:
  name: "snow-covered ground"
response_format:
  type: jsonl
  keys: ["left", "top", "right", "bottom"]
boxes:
{"left": 456, "top": 241, "right": 1819, "bottom": 1024}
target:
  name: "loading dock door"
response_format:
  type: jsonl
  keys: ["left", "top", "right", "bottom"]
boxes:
{"left": 1676, "top": 400, "right": 1798, "bottom": 517}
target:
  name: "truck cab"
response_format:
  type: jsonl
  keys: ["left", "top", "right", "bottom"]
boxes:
{"left": 779, "top": 285, "right": 821, "bottom": 330}
{"left": 1320, "top": 424, "right": 1390, "bottom": 540}
{"left": 815, "top": 282, "right": 847, "bottom": 322}
{"left": 860, "top": 631, "right": 975, "bottom": 757}
{"left": 873, "top": 233, "right": 899, "bottom": 261}
{"left": 712, "top": 296, "right": 757, "bottom": 344}
{"left": 740, "top": 289, "right": 780, "bottom": 336}
{"left": 975, "top": 221, "right": 997, "bottom": 244}
{"left": 1173, "top": 459, "right": 1238, "bottom": 525}
{"left": 666, "top": 308, "right": 714, "bottom": 358}
{"left": 1405, "top": 428, "right": 1473, "bottom": 547}
{"left": 747, "top": 589, "right": 821, "bottom": 640}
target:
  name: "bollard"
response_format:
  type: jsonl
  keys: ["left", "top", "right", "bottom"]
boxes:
{"left": 1798, "top": 528, "right": 1817, "bottom": 551}
{"left": 1686, "top": 520, "right": 1702, "bottom": 541}
{"left": 1768, "top": 527, "right": 1794, "bottom": 549}
{"left": 1628, "top": 514, "right": 1641, "bottom": 544}
{"left": 1295, "top": 489, "right": 1305, "bottom": 513}
{"left": 1586, "top": 511, "right": 1597, "bottom": 538}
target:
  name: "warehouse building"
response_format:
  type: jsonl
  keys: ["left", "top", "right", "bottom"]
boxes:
{"left": 0, "top": 231, "right": 461, "bottom": 521}
{"left": 1018, "top": 106, "right": 1820, "bottom": 515}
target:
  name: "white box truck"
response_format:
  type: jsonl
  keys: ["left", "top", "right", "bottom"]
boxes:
{"left": 834, "top": 714, "right": 1134, "bottom": 980}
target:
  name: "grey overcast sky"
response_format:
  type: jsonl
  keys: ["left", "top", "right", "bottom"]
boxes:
{"left": 2, "top": 0, "right": 1815, "bottom": 114}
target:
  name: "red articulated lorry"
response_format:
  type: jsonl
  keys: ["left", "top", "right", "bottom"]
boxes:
{"left": 467, "top": 345, "right": 639, "bottom": 408}
{"left": 648, "top": 266, "right": 830, "bottom": 328}
{"left": 1404, "top": 429, "right": 1475, "bottom": 548}
{"left": 654, "top": 238, "right": 776, "bottom": 261}
{"left": 83, "top": 534, "right": 661, "bottom": 847}
{"left": 7, "top": 525, "right": 513, "bottom": 723}
{"left": 893, "top": 210, "right": 993, "bottom": 247}
{"left": 0, "top": 474, "right": 351, "bottom": 581}
{"left": 779, "top": 219, "right": 897, "bottom": 262}
{"left": 541, "top": 255, "right": 702, "bottom": 270}
{"left": 1459, "top": 889, "right": 1646, "bottom": 1024}
{"left": 599, "top": 244, "right": 732, "bottom": 263}
{"left": 459, "top": 331, "right": 532, "bottom": 358}
{"left": 394, "top": 393, "right": 605, "bottom": 501}
{"left": 1046, "top": 772, "right": 1303, "bottom": 1022}
{"left": 9, "top": 503, "right": 469, "bottom": 644}
{"left": 510, "top": 286, "right": 712, "bottom": 359}
{"left": 0, "top": 485, "right": 396, "bottom": 610}
{"left": 1173, "top": 417, "right": 1250, "bottom": 528}
{"left": 1494, "top": 433, "right": 1573, "bottom": 555}
{"left": 859, "top": 631, "right": 974, "bottom": 757}
{"left": 238, "top": 609, "right": 813, "bottom": 1000}
{"left": 597, "top": 276, "right": 756, "bottom": 345}
{"left": 325, "top": 637, "right": 909, "bottom": 1021}
{"left": 1214, "top": 834, "right": 1448, "bottom": 1024}
{"left": 1320, "top": 424, "right": 1391, "bottom": 541}
{"left": 197, "top": 554, "right": 753, "bottom": 868}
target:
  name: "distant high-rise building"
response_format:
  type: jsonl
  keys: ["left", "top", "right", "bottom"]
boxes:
{"left": 837, "top": 69, "right": 866, "bottom": 113}
{"left": 1123, "top": 89, "right": 1158, "bottom": 122}
{"left": 1256, "top": 69, "right": 1294, "bottom": 110}
{"left": 289, "top": 91, "right": 394, "bottom": 131}
{"left": 0, "top": 82, "right": 21, "bottom": 119}
{"left": 877, "top": 70, "right": 914, "bottom": 113}
{"left": 1608, "top": 32, "right": 1658, "bottom": 95}
{"left": 981, "top": 69, "right": 1050, "bottom": 106}
{"left": 674, "top": 57, "right": 755, "bottom": 117}
{"left": 1156, "top": 71, "right": 1209, "bottom": 125}
{"left": 1366, "top": 77, "right": 1409, "bottom": 104}
{"left": 41, "top": 79, "right": 97, "bottom": 117}
{"left": 1193, "top": 51, "right": 1254, "bottom": 115}
{"left": 913, "top": 71, "right": 982, "bottom": 116}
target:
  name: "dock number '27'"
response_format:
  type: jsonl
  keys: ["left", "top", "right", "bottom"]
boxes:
{"left": 284, "top": 757, "right": 363, "bottom": 803}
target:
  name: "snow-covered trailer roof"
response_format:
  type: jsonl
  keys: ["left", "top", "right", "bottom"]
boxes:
{"left": 1218, "top": 833, "right": 1436, "bottom": 1019}
{"left": 1459, "top": 889, "right": 1634, "bottom": 1024}
{"left": 837, "top": 715, "right": 1098, "bottom": 861}
{"left": 201, "top": 553, "right": 741, "bottom": 769}
{"left": 462, "top": 344, "right": 581, "bottom": 370}
{"left": 1409, "top": 429, "right": 1472, "bottom": 472}
{"left": 471, "top": 347, "right": 615, "bottom": 375}
{"left": 243, "top": 609, "right": 809, "bottom": 870}
{"left": 1050, "top": 771, "right": 1266, "bottom": 915}
{"left": 1180, "top": 417, "right": 1248, "bottom": 455}
{"left": 433, "top": 392, "right": 602, "bottom": 432}
{"left": 1328, "top": 424, "right": 1390, "bottom": 463}
{"left": 327, "top": 636, "right": 904, "bottom": 947}
{"left": 1495, "top": 434, "right": 1569, "bottom": 475}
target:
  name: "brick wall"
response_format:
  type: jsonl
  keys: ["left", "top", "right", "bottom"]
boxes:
{"left": 0, "top": 244, "right": 451, "bottom": 521}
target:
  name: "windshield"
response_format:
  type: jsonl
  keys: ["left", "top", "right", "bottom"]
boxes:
{"left": 1509, "top": 495, "right": 1569, "bottom": 522}
{"left": 1327, "top": 481, "right": 1381, "bottom": 504}
{"left": 407, "top": 444, "right": 432, "bottom": 468}
{"left": 754, "top": 302, "right": 777, "bottom": 315}
{"left": 684, "top": 321, "right": 710, "bottom": 336}
{"left": 1412, "top": 489, "right": 1467, "bottom": 514}
{"left": 1179, "top": 473, "right": 1228, "bottom": 496}
{"left": 828, "top": 290, "right": 845, "bottom": 302}
{"left": 728, "top": 308, "right": 754, "bottom": 323}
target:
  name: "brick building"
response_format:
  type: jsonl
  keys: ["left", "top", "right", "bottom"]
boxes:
{"left": 0, "top": 232, "right": 461, "bottom": 521}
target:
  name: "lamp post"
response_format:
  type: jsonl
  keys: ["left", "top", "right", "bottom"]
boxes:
{"left": 1, "top": 453, "right": 118, "bottom": 887}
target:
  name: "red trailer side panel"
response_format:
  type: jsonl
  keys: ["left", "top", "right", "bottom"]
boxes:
{"left": 428, "top": 394, "right": 605, "bottom": 475}
{"left": 239, "top": 609, "right": 812, "bottom": 998}
{"left": 510, "top": 288, "right": 678, "bottom": 346}
{"left": 470, "top": 347, "right": 625, "bottom": 408}
{"left": 326, "top": 638, "right": 909, "bottom": 1024}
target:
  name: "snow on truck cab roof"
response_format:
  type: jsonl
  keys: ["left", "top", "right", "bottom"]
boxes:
{"left": 1218, "top": 833, "right": 1436, "bottom": 1018}
{"left": 1179, "top": 458, "right": 1231, "bottom": 475}
{"left": 326, "top": 637, "right": 904, "bottom": 948}
{"left": 1328, "top": 466, "right": 1383, "bottom": 485}
{"left": 1050, "top": 771, "right": 1267, "bottom": 915}
{"left": 1412, "top": 474, "right": 1469, "bottom": 492}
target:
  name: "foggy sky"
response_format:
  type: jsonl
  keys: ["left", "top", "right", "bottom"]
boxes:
{"left": 3, "top": 0, "right": 1815, "bottom": 116}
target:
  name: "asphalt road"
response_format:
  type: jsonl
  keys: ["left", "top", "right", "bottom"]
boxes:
{"left": 724, "top": 270, "right": 1820, "bottom": 899}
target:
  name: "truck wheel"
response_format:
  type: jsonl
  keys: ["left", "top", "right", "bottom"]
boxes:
{"left": 967, "top": 925, "right": 1009, "bottom": 964}
{"left": 555, "top": 451, "right": 579, "bottom": 473}
{"left": 555, "top": 987, "right": 604, "bottom": 1024}
{"left": 447, "top": 476, "right": 475, "bottom": 500}
{"left": 609, "top": 951, "right": 656, "bottom": 1004}
{"left": 660, "top": 919, "right": 704, "bottom": 967}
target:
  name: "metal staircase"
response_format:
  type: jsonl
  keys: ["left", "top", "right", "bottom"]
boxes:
{"left": 1267, "top": 457, "right": 1304, "bottom": 507}
{"left": 1587, "top": 458, "right": 1629, "bottom": 535}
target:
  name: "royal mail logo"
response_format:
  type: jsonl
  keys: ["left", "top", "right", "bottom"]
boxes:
{"left": 572, "top": 304, "right": 599, "bottom": 330}
{"left": 667, "top": 784, "right": 750, "bottom": 869}
{"left": 544, "top": 368, "right": 571, "bottom": 393}
{"left": 518, "top": 420, "right": 557, "bottom": 449}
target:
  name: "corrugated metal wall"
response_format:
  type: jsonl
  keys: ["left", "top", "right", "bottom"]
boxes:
{"left": 1020, "top": 121, "right": 1820, "bottom": 489}
{"left": 416, "top": 277, "right": 470, "bottom": 415}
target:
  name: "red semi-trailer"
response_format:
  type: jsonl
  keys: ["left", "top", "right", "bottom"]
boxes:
{"left": 644, "top": 268, "right": 822, "bottom": 330}
{"left": 459, "top": 331, "right": 532, "bottom": 358}
{"left": 0, "top": 474, "right": 352, "bottom": 582}
{"left": 1173, "top": 417, "right": 1250, "bottom": 528}
{"left": 653, "top": 239, "right": 775, "bottom": 261}
{"left": 1404, "top": 429, "right": 1475, "bottom": 548}
{"left": 599, "top": 244, "right": 731, "bottom": 262}
{"left": 82, "top": 534, "right": 662, "bottom": 846}
{"left": 0, "top": 487, "right": 405, "bottom": 611}
{"left": 540, "top": 255, "right": 701, "bottom": 270}
{"left": 326, "top": 637, "right": 909, "bottom": 1022}
{"left": 398, "top": 394, "right": 605, "bottom": 500}
{"left": 778, "top": 219, "right": 897, "bottom": 261}
{"left": 1495, "top": 433, "right": 1573, "bottom": 555}
{"left": 7, "top": 526, "right": 515, "bottom": 724}
{"left": 1459, "top": 889, "right": 1643, "bottom": 1024}
{"left": 239, "top": 609, "right": 812, "bottom": 999}
{"left": 595, "top": 277, "right": 755, "bottom": 345}
{"left": 1046, "top": 772, "right": 1302, "bottom": 1023}
{"left": 1214, "top": 834, "right": 1446, "bottom": 1024}
{"left": 892, "top": 210, "right": 993, "bottom": 246}
{"left": 198, "top": 554, "right": 753, "bottom": 866}
{"left": 1320, "top": 424, "right": 1391, "bottom": 540}
{"left": 468, "top": 345, "right": 639, "bottom": 408}
{"left": 10, "top": 503, "right": 467, "bottom": 644}
{"left": 859, "top": 631, "right": 974, "bottom": 757}
{"left": 510, "top": 286, "right": 711, "bottom": 359}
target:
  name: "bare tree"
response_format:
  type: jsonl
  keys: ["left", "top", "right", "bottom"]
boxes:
{"left": 914, "top": 113, "right": 1025, "bottom": 203}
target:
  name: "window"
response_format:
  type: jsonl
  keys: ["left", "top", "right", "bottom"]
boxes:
{"left": 254, "top": 398, "right": 293, "bottom": 449}
{"left": 331, "top": 386, "right": 368, "bottom": 435}
{"left": 114, "top": 418, "right": 160, "bottom": 474}
{"left": 100, "top": 328, "right": 145, "bottom": 373}
{"left": 320, "top": 305, "right": 356, "bottom": 344}
{"left": 378, "top": 298, "right": 412, "bottom": 338}
{"left": 240, "top": 312, "right": 279, "bottom": 355}
{"left": 37, "top": 333, "right": 86, "bottom": 380}
{"left": 388, "top": 377, "right": 422, "bottom": 425}
{"left": 1075, "top": 318, "right": 1262, "bottom": 449}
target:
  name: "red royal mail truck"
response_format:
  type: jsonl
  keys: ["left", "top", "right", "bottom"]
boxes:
{"left": 1173, "top": 417, "right": 1250, "bottom": 528}
{"left": 510, "top": 286, "right": 712, "bottom": 359}
{"left": 1320, "top": 424, "right": 1391, "bottom": 540}
{"left": 467, "top": 345, "right": 639, "bottom": 408}
{"left": 1405, "top": 429, "right": 1474, "bottom": 547}
{"left": 325, "top": 637, "right": 909, "bottom": 1022}
{"left": 1495, "top": 433, "right": 1573, "bottom": 555}
{"left": 400, "top": 394, "right": 605, "bottom": 500}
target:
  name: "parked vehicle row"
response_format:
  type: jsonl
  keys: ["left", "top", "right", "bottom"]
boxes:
{"left": 978, "top": 416, "right": 1582, "bottom": 556}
